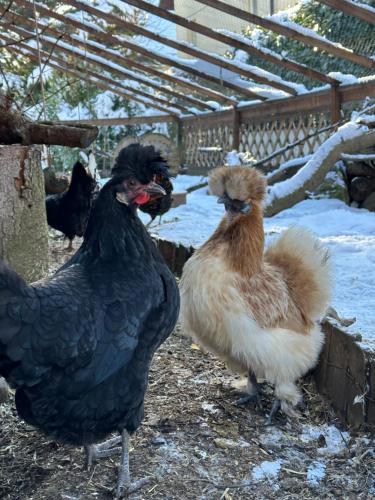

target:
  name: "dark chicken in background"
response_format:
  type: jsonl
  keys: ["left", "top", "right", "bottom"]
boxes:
{"left": 0, "top": 144, "right": 180, "bottom": 497}
{"left": 138, "top": 171, "right": 173, "bottom": 226}
{"left": 46, "top": 161, "right": 96, "bottom": 250}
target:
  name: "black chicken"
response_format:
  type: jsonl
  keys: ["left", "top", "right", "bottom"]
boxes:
{"left": 0, "top": 144, "right": 180, "bottom": 497}
{"left": 138, "top": 172, "right": 173, "bottom": 226}
{"left": 46, "top": 161, "right": 96, "bottom": 251}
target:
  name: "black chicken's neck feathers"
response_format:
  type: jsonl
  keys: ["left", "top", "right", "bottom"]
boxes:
{"left": 78, "top": 179, "right": 155, "bottom": 264}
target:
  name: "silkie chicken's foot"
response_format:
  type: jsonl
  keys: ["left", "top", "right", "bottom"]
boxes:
{"left": 85, "top": 435, "right": 122, "bottom": 470}
{"left": 235, "top": 371, "right": 263, "bottom": 410}
{"left": 115, "top": 430, "right": 152, "bottom": 499}
{"left": 266, "top": 399, "right": 281, "bottom": 426}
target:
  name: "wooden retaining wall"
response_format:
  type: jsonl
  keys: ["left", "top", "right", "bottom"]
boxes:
{"left": 154, "top": 237, "right": 375, "bottom": 432}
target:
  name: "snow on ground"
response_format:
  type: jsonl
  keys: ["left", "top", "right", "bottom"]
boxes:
{"left": 141, "top": 175, "right": 375, "bottom": 347}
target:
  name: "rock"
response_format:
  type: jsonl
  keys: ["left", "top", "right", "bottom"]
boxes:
{"left": 0, "top": 377, "right": 9, "bottom": 404}
{"left": 315, "top": 166, "right": 350, "bottom": 204}
{"left": 361, "top": 191, "right": 375, "bottom": 212}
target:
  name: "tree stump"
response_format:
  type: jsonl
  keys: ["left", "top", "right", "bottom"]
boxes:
{"left": 0, "top": 145, "right": 49, "bottom": 282}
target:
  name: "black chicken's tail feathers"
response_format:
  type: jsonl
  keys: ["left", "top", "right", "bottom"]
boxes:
{"left": 69, "top": 161, "right": 92, "bottom": 185}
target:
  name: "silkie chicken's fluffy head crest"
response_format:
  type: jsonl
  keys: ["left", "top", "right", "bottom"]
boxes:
{"left": 112, "top": 143, "right": 169, "bottom": 184}
{"left": 209, "top": 166, "right": 267, "bottom": 202}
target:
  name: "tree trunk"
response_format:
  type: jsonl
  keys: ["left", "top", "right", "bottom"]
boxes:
{"left": 0, "top": 145, "right": 49, "bottom": 282}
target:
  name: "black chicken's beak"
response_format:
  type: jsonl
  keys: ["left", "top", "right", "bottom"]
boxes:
{"left": 144, "top": 181, "right": 166, "bottom": 196}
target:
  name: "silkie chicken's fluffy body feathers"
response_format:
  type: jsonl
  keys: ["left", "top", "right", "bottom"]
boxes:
{"left": 180, "top": 166, "right": 331, "bottom": 414}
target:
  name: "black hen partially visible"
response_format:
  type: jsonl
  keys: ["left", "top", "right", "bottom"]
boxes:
{"left": 0, "top": 144, "right": 179, "bottom": 497}
{"left": 138, "top": 172, "right": 173, "bottom": 226}
{"left": 46, "top": 161, "right": 96, "bottom": 250}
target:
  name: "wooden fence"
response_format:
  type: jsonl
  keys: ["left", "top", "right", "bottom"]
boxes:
{"left": 179, "top": 80, "right": 375, "bottom": 174}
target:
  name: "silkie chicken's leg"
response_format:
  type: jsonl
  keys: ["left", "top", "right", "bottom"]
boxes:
{"left": 235, "top": 371, "right": 263, "bottom": 409}
{"left": 115, "top": 430, "right": 151, "bottom": 499}
{"left": 266, "top": 399, "right": 281, "bottom": 425}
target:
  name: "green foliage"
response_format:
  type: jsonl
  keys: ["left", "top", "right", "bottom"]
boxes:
{"left": 0, "top": 0, "right": 154, "bottom": 172}
{"left": 243, "top": 0, "right": 375, "bottom": 89}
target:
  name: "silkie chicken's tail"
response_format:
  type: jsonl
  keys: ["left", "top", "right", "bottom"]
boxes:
{"left": 265, "top": 227, "right": 332, "bottom": 321}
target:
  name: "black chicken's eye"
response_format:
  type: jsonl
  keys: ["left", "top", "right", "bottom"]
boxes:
{"left": 128, "top": 179, "right": 137, "bottom": 187}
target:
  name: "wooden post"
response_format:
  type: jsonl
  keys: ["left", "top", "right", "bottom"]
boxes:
{"left": 176, "top": 118, "right": 184, "bottom": 168}
{"left": 331, "top": 84, "right": 341, "bottom": 124}
{"left": 232, "top": 107, "right": 240, "bottom": 151}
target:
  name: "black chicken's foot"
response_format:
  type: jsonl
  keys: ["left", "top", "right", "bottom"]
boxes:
{"left": 115, "top": 430, "right": 152, "bottom": 499}
{"left": 85, "top": 436, "right": 122, "bottom": 470}
{"left": 266, "top": 399, "right": 281, "bottom": 426}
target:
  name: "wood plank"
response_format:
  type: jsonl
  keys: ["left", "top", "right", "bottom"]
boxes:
{"left": 63, "top": 0, "right": 297, "bottom": 96}
{"left": 122, "top": 0, "right": 337, "bottom": 85}
{"left": 61, "top": 116, "right": 176, "bottom": 126}
{"left": 14, "top": 0, "right": 261, "bottom": 102}
{"left": 318, "top": 0, "right": 375, "bottom": 25}
{"left": 3, "top": 10, "right": 234, "bottom": 106}
{"left": 194, "top": 0, "right": 375, "bottom": 70}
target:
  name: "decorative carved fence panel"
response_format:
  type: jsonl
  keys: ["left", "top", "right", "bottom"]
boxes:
{"left": 180, "top": 81, "right": 374, "bottom": 175}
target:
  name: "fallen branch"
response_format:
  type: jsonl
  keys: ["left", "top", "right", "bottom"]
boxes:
{"left": 265, "top": 121, "right": 375, "bottom": 217}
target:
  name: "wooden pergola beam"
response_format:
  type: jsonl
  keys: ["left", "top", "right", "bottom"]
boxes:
{"left": 62, "top": 0, "right": 297, "bottom": 95}
{"left": 61, "top": 116, "right": 176, "bottom": 126}
{"left": 193, "top": 0, "right": 375, "bottom": 70}
{"left": 122, "top": 0, "right": 338, "bottom": 85}
{"left": 0, "top": 34, "right": 180, "bottom": 117}
{"left": 3, "top": 10, "right": 235, "bottom": 106}
{"left": 2, "top": 34, "right": 191, "bottom": 115}
{"left": 13, "top": 0, "right": 263, "bottom": 102}
{"left": 318, "top": 0, "right": 375, "bottom": 25}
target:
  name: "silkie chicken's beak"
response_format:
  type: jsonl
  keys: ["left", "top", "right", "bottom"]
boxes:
{"left": 217, "top": 195, "right": 228, "bottom": 204}
{"left": 217, "top": 193, "right": 252, "bottom": 214}
{"left": 144, "top": 181, "right": 166, "bottom": 196}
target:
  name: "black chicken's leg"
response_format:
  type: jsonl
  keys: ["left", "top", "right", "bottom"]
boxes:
{"left": 85, "top": 436, "right": 122, "bottom": 469}
{"left": 235, "top": 371, "right": 262, "bottom": 409}
{"left": 115, "top": 430, "right": 151, "bottom": 499}
{"left": 65, "top": 237, "right": 74, "bottom": 252}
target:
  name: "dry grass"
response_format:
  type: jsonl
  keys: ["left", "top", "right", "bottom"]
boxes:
{"left": 0, "top": 235, "right": 374, "bottom": 499}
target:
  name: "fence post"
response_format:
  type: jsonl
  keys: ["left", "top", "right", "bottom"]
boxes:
{"left": 232, "top": 106, "right": 240, "bottom": 151}
{"left": 330, "top": 83, "right": 341, "bottom": 124}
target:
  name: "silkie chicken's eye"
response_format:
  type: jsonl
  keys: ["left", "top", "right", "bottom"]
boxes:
{"left": 128, "top": 179, "right": 137, "bottom": 187}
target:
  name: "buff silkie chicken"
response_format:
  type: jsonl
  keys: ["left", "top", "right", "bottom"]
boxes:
{"left": 180, "top": 166, "right": 331, "bottom": 423}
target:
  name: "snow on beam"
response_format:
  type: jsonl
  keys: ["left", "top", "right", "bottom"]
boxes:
{"left": 318, "top": 0, "right": 375, "bottom": 26}
{"left": 1, "top": 35, "right": 182, "bottom": 117}
{"left": 63, "top": 0, "right": 297, "bottom": 96}
{"left": 2, "top": 10, "right": 235, "bottom": 106}
{"left": 195, "top": 0, "right": 375, "bottom": 70}
{"left": 15, "top": 0, "right": 262, "bottom": 102}
{"left": 122, "top": 0, "right": 337, "bottom": 86}
{"left": 60, "top": 116, "right": 177, "bottom": 126}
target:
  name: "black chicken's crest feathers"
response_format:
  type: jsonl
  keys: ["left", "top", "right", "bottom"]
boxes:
{"left": 111, "top": 143, "right": 169, "bottom": 183}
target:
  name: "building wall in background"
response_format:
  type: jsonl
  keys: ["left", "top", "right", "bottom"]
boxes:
{"left": 174, "top": 0, "right": 298, "bottom": 57}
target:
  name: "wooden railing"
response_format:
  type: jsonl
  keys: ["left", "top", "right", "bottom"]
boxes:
{"left": 179, "top": 80, "right": 375, "bottom": 174}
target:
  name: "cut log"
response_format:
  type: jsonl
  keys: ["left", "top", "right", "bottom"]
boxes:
{"left": 349, "top": 176, "right": 375, "bottom": 202}
{"left": 0, "top": 94, "right": 98, "bottom": 148}
{"left": 345, "top": 160, "right": 375, "bottom": 179}
{"left": 0, "top": 145, "right": 49, "bottom": 281}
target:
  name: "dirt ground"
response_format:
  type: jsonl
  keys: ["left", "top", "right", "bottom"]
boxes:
{"left": 0, "top": 235, "right": 374, "bottom": 500}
